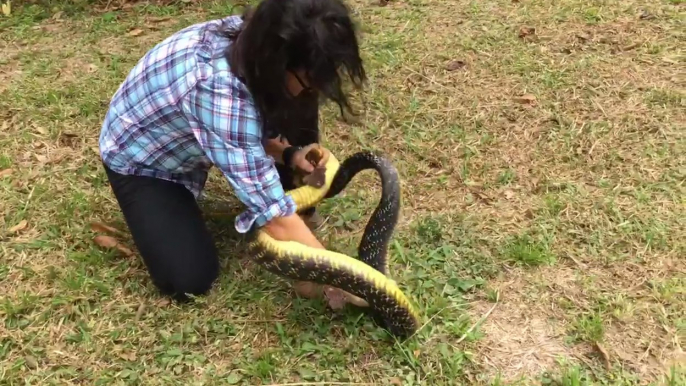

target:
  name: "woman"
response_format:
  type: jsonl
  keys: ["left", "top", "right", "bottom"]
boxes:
{"left": 98, "top": 0, "right": 366, "bottom": 301}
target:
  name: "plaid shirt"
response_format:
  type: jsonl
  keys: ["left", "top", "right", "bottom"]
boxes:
{"left": 99, "top": 16, "right": 296, "bottom": 233}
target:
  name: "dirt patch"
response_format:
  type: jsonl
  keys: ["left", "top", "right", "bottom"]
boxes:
{"left": 469, "top": 272, "right": 581, "bottom": 383}
{"left": 471, "top": 261, "right": 685, "bottom": 383}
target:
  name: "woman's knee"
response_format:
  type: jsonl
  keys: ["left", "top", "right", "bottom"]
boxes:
{"left": 150, "top": 253, "right": 219, "bottom": 299}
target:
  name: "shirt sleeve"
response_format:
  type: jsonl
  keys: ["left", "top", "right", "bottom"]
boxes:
{"left": 181, "top": 74, "right": 297, "bottom": 233}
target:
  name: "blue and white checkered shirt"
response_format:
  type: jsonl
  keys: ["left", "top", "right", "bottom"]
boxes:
{"left": 99, "top": 15, "right": 297, "bottom": 233}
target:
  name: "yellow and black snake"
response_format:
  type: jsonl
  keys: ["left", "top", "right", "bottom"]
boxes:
{"left": 248, "top": 150, "right": 421, "bottom": 338}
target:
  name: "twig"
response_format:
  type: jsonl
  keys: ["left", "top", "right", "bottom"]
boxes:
{"left": 564, "top": 253, "right": 587, "bottom": 269}
{"left": 455, "top": 291, "right": 500, "bottom": 344}
{"left": 594, "top": 341, "right": 611, "bottom": 370}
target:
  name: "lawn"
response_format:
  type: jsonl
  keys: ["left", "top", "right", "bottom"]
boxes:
{"left": 0, "top": 0, "right": 684, "bottom": 385}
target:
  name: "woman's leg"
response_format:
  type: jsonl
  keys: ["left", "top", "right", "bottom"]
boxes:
{"left": 103, "top": 165, "right": 219, "bottom": 301}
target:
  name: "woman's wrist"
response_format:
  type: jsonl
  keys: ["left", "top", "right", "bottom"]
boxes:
{"left": 282, "top": 145, "right": 302, "bottom": 168}
{"left": 264, "top": 137, "right": 290, "bottom": 164}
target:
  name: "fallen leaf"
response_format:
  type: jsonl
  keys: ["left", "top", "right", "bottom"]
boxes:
{"left": 1, "top": 1, "right": 11, "bottom": 16}
{"left": 157, "top": 298, "right": 171, "bottom": 307}
{"left": 90, "top": 221, "right": 123, "bottom": 235}
{"left": 390, "top": 377, "right": 403, "bottom": 385}
{"left": 134, "top": 303, "right": 146, "bottom": 321}
{"left": 116, "top": 244, "right": 135, "bottom": 257}
{"left": 0, "top": 168, "right": 12, "bottom": 178}
{"left": 94, "top": 235, "right": 119, "bottom": 248}
{"left": 576, "top": 33, "right": 591, "bottom": 42}
{"left": 594, "top": 342, "right": 611, "bottom": 370}
{"left": 518, "top": 26, "right": 536, "bottom": 39}
{"left": 118, "top": 352, "right": 137, "bottom": 361}
{"left": 639, "top": 10, "right": 654, "bottom": 20}
{"left": 504, "top": 189, "right": 515, "bottom": 200}
{"left": 9, "top": 220, "right": 28, "bottom": 233}
{"left": 469, "top": 188, "right": 492, "bottom": 204}
{"left": 35, "top": 154, "right": 48, "bottom": 163}
{"left": 445, "top": 60, "right": 467, "bottom": 71}
{"left": 32, "top": 125, "right": 48, "bottom": 135}
{"left": 24, "top": 356, "right": 38, "bottom": 369}
{"left": 622, "top": 42, "right": 640, "bottom": 51}
{"left": 127, "top": 28, "right": 144, "bottom": 37}
{"left": 148, "top": 16, "right": 172, "bottom": 22}
{"left": 58, "top": 132, "right": 79, "bottom": 147}
{"left": 513, "top": 94, "right": 537, "bottom": 104}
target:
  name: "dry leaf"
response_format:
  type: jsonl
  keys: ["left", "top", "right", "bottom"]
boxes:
{"left": 390, "top": 377, "right": 403, "bottom": 385}
{"left": 0, "top": 168, "right": 12, "bottom": 178}
{"left": 594, "top": 342, "right": 611, "bottom": 370}
{"left": 9, "top": 220, "right": 28, "bottom": 233}
{"left": 622, "top": 42, "right": 640, "bottom": 51}
{"left": 576, "top": 33, "right": 591, "bottom": 42}
{"left": 134, "top": 303, "right": 146, "bottom": 321}
{"left": 90, "top": 221, "right": 122, "bottom": 235}
{"left": 504, "top": 189, "right": 515, "bottom": 200}
{"left": 116, "top": 244, "right": 135, "bottom": 257}
{"left": 127, "top": 28, "right": 144, "bottom": 37}
{"left": 445, "top": 60, "right": 467, "bottom": 71}
{"left": 157, "top": 298, "right": 171, "bottom": 307}
{"left": 33, "top": 125, "right": 48, "bottom": 135}
{"left": 58, "top": 132, "right": 79, "bottom": 147}
{"left": 1, "top": 1, "right": 11, "bottom": 17}
{"left": 514, "top": 94, "right": 537, "bottom": 104}
{"left": 518, "top": 26, "right": 536, "bottom": 38}
{"left": 118, "top": 352, "right": 137, "bottom": 361}
{"left": 148, "top": 16, "right": 172, "bottom": 22}
{"left": 24, "top": 356, "right": 38, "bottom": 369}
{"left": 639, "top": 10, "right": 654, "bottom": 20}
{"left": 94, "top": 235, "right": 119, "bottom": 248}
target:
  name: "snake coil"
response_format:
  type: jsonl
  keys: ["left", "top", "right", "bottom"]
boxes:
{"left": 248, "top": 151, "right": 421, "bottom": 338}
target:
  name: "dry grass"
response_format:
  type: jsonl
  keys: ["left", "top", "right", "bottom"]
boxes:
{"left": 1, "top": 0, "right": 684, "bottom": 385}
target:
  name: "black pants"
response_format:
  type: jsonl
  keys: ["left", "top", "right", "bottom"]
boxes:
{"left": 104, "top": 93, "right": 320, "bottom": 300}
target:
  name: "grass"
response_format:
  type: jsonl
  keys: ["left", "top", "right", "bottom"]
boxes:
{"left": 1, "top": 0, "right": 685, "bottom": 384}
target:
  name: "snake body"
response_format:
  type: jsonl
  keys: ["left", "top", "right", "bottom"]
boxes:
{"left": 248, "top": 151, "right": 420, "bottom": 337}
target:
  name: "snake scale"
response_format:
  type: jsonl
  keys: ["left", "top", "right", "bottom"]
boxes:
{"left": 248, "top": 150, "right": 421, "bottom": 338}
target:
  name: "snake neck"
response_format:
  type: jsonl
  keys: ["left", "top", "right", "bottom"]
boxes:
{"left": 325, "top": 152, "right": 401, "bottom": 275}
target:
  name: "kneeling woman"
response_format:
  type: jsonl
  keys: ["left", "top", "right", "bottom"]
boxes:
{"left": 98, "top": 0, "right": 366, "bottom": 301}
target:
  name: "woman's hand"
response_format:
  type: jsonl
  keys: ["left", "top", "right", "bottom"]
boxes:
{"left": 291, "top": 143, "right": 330, "bottom": 173}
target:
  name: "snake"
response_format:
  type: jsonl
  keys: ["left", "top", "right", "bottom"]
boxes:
{"left": 247, "top": 150, "right": 421, "bottom": 338}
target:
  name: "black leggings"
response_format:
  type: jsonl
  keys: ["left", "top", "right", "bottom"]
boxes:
{"left": 105, "top": 92, "right": 320, "bottom": 300}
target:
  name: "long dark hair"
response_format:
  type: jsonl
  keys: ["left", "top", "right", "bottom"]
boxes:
{"left": 217, "top": 0, "right": 366, "bottom": 138}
